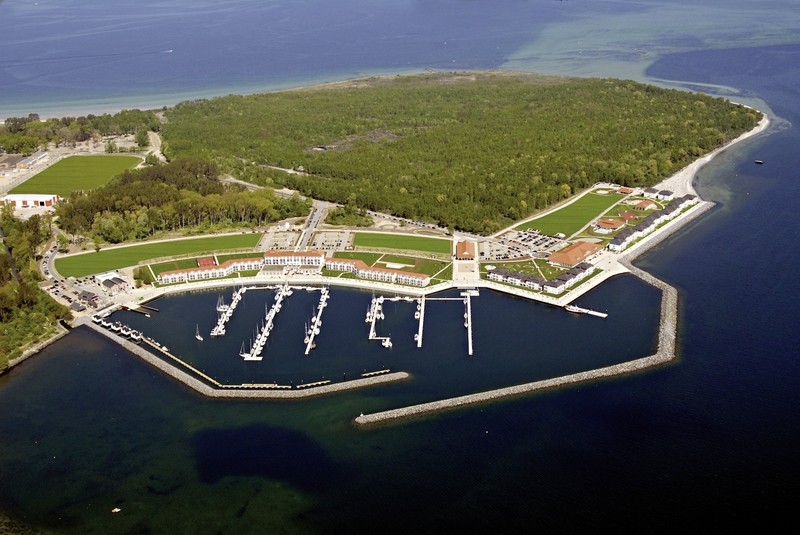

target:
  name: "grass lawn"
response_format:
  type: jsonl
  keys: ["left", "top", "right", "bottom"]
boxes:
{"left": 55, "top": 234, "right": 261, "bottom": 277}
{"left": 329, "top": 251, "right": 383, "bottom": 266}
{"left": 517, "top": 190, "right": 625, "bottom": 237}
{"left": 150, "top": 258, "right": 199, "bottom": 276}
{"left": 353, "top": 232, "right": 451, "bottom": 254}
{"left": 10, "top": 155, "right": 141, "bottom": 197}
{"left": 483, "top": 259, "right": 564, "bottom": 280}
{"left": 216, "top": 252, "right": 266, "bottom": 263}
{"left": 430, "top": 263, "right": 453, "bottom": 282}
{"left": 372, "top": 253, "right": 450, "bottom": 276}
{"left": 378, "top": 253, "right": 419, "bottom": 266}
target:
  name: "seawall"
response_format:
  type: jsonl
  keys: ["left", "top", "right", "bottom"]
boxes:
{"left": 76, "top": 316, "right": 409, "bottom": 399}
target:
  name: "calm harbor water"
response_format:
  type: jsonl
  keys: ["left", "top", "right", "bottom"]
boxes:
{"left": 110, "top": 282, "right": 659, "bottom": 392}
{"left": 1, "top": 1, "right": 800, "bottom": 532}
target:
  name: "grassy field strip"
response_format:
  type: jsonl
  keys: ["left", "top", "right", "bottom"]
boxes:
{"left": 517, "top": 190, "right": 625, "bottom": 237}
{"left": 10, "top": 155, "right": 141, "bottom": 197}
{"left": 55, "top": 234, "right": 261, "bottom": 277}
{"left": 430, "top": 263, "right": 453, "bottom": 281}
{"left": 353, "top": 232, "right": 451, "bottom": 254}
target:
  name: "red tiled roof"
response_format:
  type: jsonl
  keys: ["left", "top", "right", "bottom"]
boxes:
{"left": 595, "top": 218, "right": 625, "bottom": 230}
{"left": 455, "top": 240, "right": 476, "bottom": 260}
{"left": 548, "top": 241, "right": 601, "bottom": 267}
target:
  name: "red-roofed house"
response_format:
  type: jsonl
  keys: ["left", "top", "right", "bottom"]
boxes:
{"left": 592, "top": 218, "right": 625, "bottom": 234}
{"left": 455, "top": 240, "right": 476, "bottom": 260}
{"left": 548, "top": 241, "right": 602, "bottom": 267}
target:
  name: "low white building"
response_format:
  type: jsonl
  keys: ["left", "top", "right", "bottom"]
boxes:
{"left": 1, "top": 193, "right": 60, "bottom": 208}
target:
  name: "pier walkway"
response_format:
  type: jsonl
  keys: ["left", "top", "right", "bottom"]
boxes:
{"left": 210, "top": 285, "right": 247, "bottom": 337}
{"left": 304, "top": 286, "right": 330, "bottom": 354}
{"left": 243, "top": 283, "right": 292, "bottom": 360}
{"left": 365, "top": 295, "right": 392, "bottom": 349}
{"left": 415, "top": 297, "right": 425, "bottom": 348}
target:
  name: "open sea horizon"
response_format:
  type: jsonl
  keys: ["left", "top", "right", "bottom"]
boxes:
{"left": 1, "top": 1, "right": 799, "bottom": 532}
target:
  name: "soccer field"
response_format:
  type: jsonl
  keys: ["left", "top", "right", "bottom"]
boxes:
{"left": 353, "top": 232, "right": 451, "bottom": 254}
{"left": 516, "top": 191, "right": 625, "bottom": 237}
{"left": 10, "top": 155, "right": 141, "bottom": 197}
{"left": 55, "top": 234, "right": 261, "bottom": 278}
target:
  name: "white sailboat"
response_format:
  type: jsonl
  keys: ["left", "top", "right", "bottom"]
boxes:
{"left": 216, "top": 294, "right": 229, "bottom": 313}
{"left": 195, "top": 324, "right": 203, "bottom": 341}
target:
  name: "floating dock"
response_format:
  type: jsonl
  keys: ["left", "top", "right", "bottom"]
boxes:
{"left": 414, "top": 297, "right": 425, "bottom": 348}
{"left": 565, "top": 304, "right": 608, "bottom": 318}
{"left": 365, "top": 295, "right": 392, "bottom": 349}
{"left": 242, "top": 284, "right": 292, "bottom": 360}
{"left": 211, "top": 285, "right": 248, "bottom": 337}
{"left": 461, "top": 290, "right": 476, "bottom": 356}
{"left": 304, "top": 286, "right": 329, "bottom": 354}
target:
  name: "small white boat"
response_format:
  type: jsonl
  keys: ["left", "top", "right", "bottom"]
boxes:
{"left": 195, "top": 324, "right": 204, "bottom": 342}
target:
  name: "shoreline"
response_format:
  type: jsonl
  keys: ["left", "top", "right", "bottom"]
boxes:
{"left": 4, "top": 108, "right": 770, "bottom": 410}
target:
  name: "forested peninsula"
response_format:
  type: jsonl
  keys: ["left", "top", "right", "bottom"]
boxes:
{"left": 161, "top": 71, "right": 761, "bottom": 234}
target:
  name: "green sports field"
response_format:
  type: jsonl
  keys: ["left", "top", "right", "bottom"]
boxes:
{"left": 353, "top": 232, "right": 451, "bottom": 254}
{"left": 516, "top": 191, "right": 625, "bottom": 237}
{"left": 55, "top": 234, "right": 261, "bottom": 277}
{"left": 10, "top": 155, "right": 141, "bottom": 197}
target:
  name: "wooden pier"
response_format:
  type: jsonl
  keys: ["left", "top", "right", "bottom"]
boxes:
{"left": 365, "top": 295, "right": 392, "bottom": 349}
{"left": 243, "top": 284, "right": 291, "bottom": 360}
{"left": 461, "top": 290, "right": 476, "bottom": 356}
{"left": 304, "top": 287, "right": 329, "bottom": 354}
{"left": 415, "top": 297, "right": 425, "bottom": 348}
{"left": 211, "top": 285, "right": 247, "bottom": 337}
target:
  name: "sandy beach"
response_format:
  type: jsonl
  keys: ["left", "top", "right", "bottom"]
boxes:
{"left": 655, "top": 113, "right": 770, "bottom": 197}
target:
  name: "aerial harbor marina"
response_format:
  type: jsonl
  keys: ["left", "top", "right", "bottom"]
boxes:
{"left": 22, "top": 109, "right": 766, "bottom": 419}
{"left": 2, "top": 1, "right": 798, "bottom": 531}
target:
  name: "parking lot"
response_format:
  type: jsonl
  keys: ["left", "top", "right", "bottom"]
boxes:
{"left": 309, "top": 230, "right": 351, "bottom": 251}
{"left": 261, "top": 229, "right": 301, "bottom": 250}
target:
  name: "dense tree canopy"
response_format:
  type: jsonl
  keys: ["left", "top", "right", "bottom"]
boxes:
{"left": 0, "top": 109, "right": 160, "bottom": 155}
{"left": 55, "top": 159, "right": 311, "bottom": 243}
{"left": 162, "top": 72, "right": 761, "bottom": 234}
{"left": 0, "top": 207, "right": 71, "bottom": 367}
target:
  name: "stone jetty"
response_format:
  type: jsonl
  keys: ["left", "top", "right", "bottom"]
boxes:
{"left": 76, "top": 316, "right": 409, "bottom": 399}
{"left": 354, "top": 203, "right": 710, "bottom": 426}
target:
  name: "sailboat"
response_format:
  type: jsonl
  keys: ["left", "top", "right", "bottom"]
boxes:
{"left": 195, "top": 324, "right": 203, "bottom": 341}
{"left": 216, "top": 294, "right": 229, "bottom": 313}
